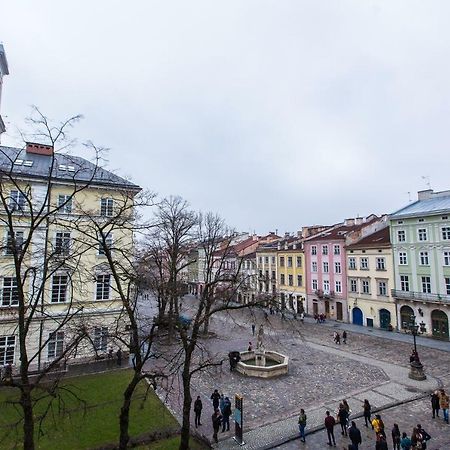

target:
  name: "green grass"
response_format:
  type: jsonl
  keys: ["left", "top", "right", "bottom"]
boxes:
{"left": 0, "top": 369, "right": 178, "bottom": 450}
{"left": 137, "top": 436, "right": 208, "bottom": 449}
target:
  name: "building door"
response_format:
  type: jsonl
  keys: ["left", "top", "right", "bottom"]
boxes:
{"left": 313, "top": 302, "right": 318, "bottom": 315}
{"left": 367, "top": 318, "right": 374, "bottom": 327}
{"left": 352, "top": 307, "right": 363, "bottom": 326}
{"left": 297, "top": 297, "right": 304, "bottom": 314}
{"left": 400, "top": 305, "right": 414, "bottom": 330}
{"left": 336, "top": 302, "right": 343, "bottom": 321}
{"left": 379, "top": 309, "right": 391, "bottom": 329}
{"left": 325, "top": 300, "right": 330, "bottom": 316}
{"left": 289, "top": 295, "right": 294, "bottom": 310}
{"left": 431, "top": 310, "right": 449, "bottom": 340}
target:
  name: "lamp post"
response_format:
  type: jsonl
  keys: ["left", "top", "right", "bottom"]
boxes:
{"left": 408, "top": 315, "right": 426, "bottom": 381}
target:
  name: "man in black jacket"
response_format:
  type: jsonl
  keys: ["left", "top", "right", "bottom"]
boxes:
{"left": 348, "top": 421, "right": 362, "bottom": 449}
{"left": 210, "top": 389, "right": 221, "bottom": 410}
{"left": 194, "top": 396, "right": 203, "bottom": 428}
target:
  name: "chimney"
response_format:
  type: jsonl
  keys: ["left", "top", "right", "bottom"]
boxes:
{"left": 26, "top": 142, "right": 54, "bottom": 156}
{"left": 418, "top": 189, "right": 433, "bottom": 201}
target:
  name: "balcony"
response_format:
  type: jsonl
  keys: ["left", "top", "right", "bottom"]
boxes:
{"left": 391, "top": 289, "right": 450, "bottom": 304}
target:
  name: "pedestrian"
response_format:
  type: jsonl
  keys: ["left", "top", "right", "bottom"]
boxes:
{"left": 324, "top": 410, "right": 336, "bottom": 446}
{"left": 376, "top": 434, "right": 388, "bottom": 450}
{"left": 392, "top": 423, "right": 401, "bottom": 450}
{"left": 247, "top": 341, "right": 253, "bottom": 351}
{"left": 342, "top": 330, "right": 347, "bottom": 344}
{"left": 431, "top": 390, "right": 440, "bottom": 418}
{"left": 251, "top": 323, "right": 256, "bottom": 336}
{"left": 211, "top": 409, "right": 222, "bottom": 443}
{"left": 410, "top": 427, "right": 421, "bottom": 449}
{"left": 210, "top": 389, "right": 221, "bottom": 410}
{"left": 372, "top": 414, "right": 385, "bottom": 438}
{"left": 221, "top": 397, "right": 232, "bottom": 432}
{"left": 300, "top": 312, "right": 304, "bottom": 323}
{"left": 333, "top": 331, "right": 341, "bottom": 344}
{"left": 363, "top": 399, "right": 372, "bottom": 428}
{"left": 116, "top": 348, "right": 122, "bottom": 366}
{"left": 400, "top": 432, "right": 412, "bottom": 450}
{"left": 343, "top": 399, "right": 351, "bottom": 417}
{"left": 194, "top": 396, "right": 203, "bottom": 428}
{"left": 298, "top": 408, "right": 307, "bottom": 443}
{"left": 264, "top": 312, "right": 269, "bottom": 321}
{"left": 270, "top": 306, "right": 274, "bottom": 315}
{"left": 337, "top": 402, "right": 349, "bottom": 436}
{"left": 348, "top": 421, "right": 361, "bottom": 450}
{"left": 416, "top": 424, "right": 431, "bottom": 449}
{"left": 439, "top": 389, "right": 449, "bottom": 423}
{"left": 219, "top": 393, "right": 225, "bottom": 414}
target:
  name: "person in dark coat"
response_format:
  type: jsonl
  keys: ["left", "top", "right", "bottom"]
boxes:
{"left": 391, "top": 423, "right": 401, "bottom": 450}
{"left": 416, "top": 424, "right": 431, "bottom": 449}
{"left": 210, "top": 389, "right": 221, "bottom": 410}
{"left": 194, "top": 396, "right": 203, "bottom": 428}
{"left": 337, "top": 403, "right": 349, "bottom": 436}
{"left": 376, "top": 434, "right": 388, "bottom": 450}
{"left": 363, "top": 399, "right": 372, "bottom": 428}
{"left": 324, "top": 410, "right": 336, "bottom": 446}
{"left": 342, "top": 330, "right": 347, "bottom": 344}
{"left": 348, "top": 421, "right": 361, "bottom": 450}
{"left": 221, "top": 397, "right": 232, "bottom": 432}
{"left": 211, "top": 409, "right": 222, "bottom": 443}
{"left": 431, "top": 391, "right": 440, "bottom": 418}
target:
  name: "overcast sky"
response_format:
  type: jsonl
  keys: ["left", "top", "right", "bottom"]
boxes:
{"left": 1, "top": 1, "right": 450, "bottom": 234}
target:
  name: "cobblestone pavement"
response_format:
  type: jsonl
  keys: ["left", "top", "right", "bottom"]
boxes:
{"left": 147, "top": 299, "right": 450, "bottom": 449}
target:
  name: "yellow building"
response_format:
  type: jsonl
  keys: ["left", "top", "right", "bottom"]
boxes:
{"left": 0, "top": 142, "right": 140, "bottom": 370}
{"left": 346, "top": 227, "right": 396, "bottom": 329}
{"left": 276, "top": 238, "right": 306, "bottom": 313}
{"left": 256, "top": 242, "right": 278, "bottom": 300}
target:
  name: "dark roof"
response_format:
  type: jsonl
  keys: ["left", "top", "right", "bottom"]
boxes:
{"left": 346, "top": 226, "right": 391, "bottom": 249}
{"left": 0, "top": 145, "right": 140, "bottom": 191}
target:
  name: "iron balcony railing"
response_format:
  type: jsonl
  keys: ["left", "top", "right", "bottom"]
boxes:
{"left": 391, "top": 289, "right": 450, "bottom": 303}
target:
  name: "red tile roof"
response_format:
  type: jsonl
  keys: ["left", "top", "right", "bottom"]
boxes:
{"left": 346, "top": 226, "right": 391, "bottom": 249}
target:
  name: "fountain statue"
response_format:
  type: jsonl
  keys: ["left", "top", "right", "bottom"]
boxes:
{"left": 256, "top": 324, "right": 265, "bottom": 350}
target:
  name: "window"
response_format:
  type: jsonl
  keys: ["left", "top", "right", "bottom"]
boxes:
{"left": 258, "top": 269, "right": 263, "bottom": 278}
{"left": 0, "top": 335, "right": 15, "bottom": 365}
{"left": 399, "top": 252, "right": 408, "bottom": 265}
{"left": 322, "top": 245, "right": 328, "bottom": 255}
{"left": 100, "top": 198, "right": 113, "bottom": 216}
{"left": 1, "top": 277, "right": 18, "bottom": 307}
{"left": 348, "top": 257, "right": 356, "bottom": 270}
{"left": 323, "top": 280, "right": 330, "bottom": 292}
{"left": 312, "top": 279, "right": 318, "bottom": 290}
{"left": 362, "top": 280, "right": 370, "bottom": 294}
{"left": 96, "top": 275, "right": 111, "bottom": 300}
{"left": 421, "top": 276, "right": 431, "bottom": 294}
{"left": 287, "top": 257, "right": 293, "bottom": 267}
{"left": 279, "top": 256, "right": 285, "bottom": 267}
{"left": 378, "top": 281, "right": 387, "bottom": 296}
{"left": 311, "top": 245, "right": 317, "bottom": 255}
{"left": 55, "top": 232, "right": 71, "bottom": 256}
{"left": 288, "top": 274, "right": 293, "bottom": 286}
{"left": 350, "top": 279, "right": 357, "bottom": 293}
{"left": 323, "top": 262, "right": 329, "bottom": 273}
{"left": 376, "top": 258, "right": 386, "bottom": 270}
{"left": 265, "top": 270, "right": 269, "bottom": 279}
{"left": 94, "top": 327, "right": 108, "bottom": 352}
{"left": 360, "top": 257, "right": 369, "bottom": 270}
{"left": 418, "top": 228, "right": 427, "bottom": 241}
{"left": 58, "top": 195, "right": 72, "bottom": 214}
{"left": 47, "top": 331, "right": 64, "bottom": 359}
{"left": 280, "top": 274, "right": 285, "bottom": 285}
{"left": 334, "top": 262, "right": 341, "bottom": 274}
{"left": 258, "top": 256, "right": 262, "bottom": 264}
{"left": 397, "top": 230, "right": 406, "bottom": 242}
{"left": 419, "top": 251, "right": 429, "bottom": 266}
{"left": 264, "top": 256, "right": 269, "bottom": 264}
{"left": 297, "top": 275, "right": 303, "bottom": 287}
{"left": 442, "top": 227, "right": 450, "bottom": 240}
{"left": 296, "top": 256, "right": 302, "bottom": 268}
{"left": 271, "top": 256, "right": 276, "bottom": 264}
{"left": 9, "top": 190, "right": 26, "bottom": 211}
{"left": 5, "top": 231, "right": 24, "bottom": 255}
{"left": 445, "top": 277, "right": 450, "bottom": 295}
{"left": 334, "top": 245, "right": 340, "bottom": 255}
{"left": 335, "top": 280, "right": 342, "bottom": 293}
{"left": 98, "top": 233, "right": 113, "bottom": 256}
{"left": 400, "top": 275, "right": 409, "bottom": 292}
{"left": 271, "top": 270, "right": 276, "bottom": 280}
{"left": 51, "top": 275, "right": 68, "bottom": 303}
{"left": 444, "top": 251, "right": 450, "bottom": 266}
{"left": 312, "top": 262, "right": 317, "bottom": 272}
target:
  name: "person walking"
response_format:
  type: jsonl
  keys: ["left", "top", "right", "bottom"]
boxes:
{"left": 392, "top": 423, "right": 401, "bottom": 450}
{"left": 410, "top": 427, "right": 421, "bottom": 449}
{"left": 337, "top": 402, "right": 349, "bottom": 436}
{"left": 375, "top": 434, "right": 388, "bottom": 450}
{"left": 342, "top": 330, "right": 347, "bottom": 344}
{"left": 221, "top": 397, "right": 232, "bottom": 432}
{"left": 431, "top": 391, "right": 440, "bottom": 418}
{"left": 251, "top": 323, "right": 256, "bottom": 336}
{"left": 248, "top": 341, "right": 253, "bottom": 351}
{"left": 439, "top": 389, "right": 449, "bottom": 423}
{"left": 416, "top": 424, "right": 431, "bottom": 449}
{"left": 211, "top": 409, "right": 222, "bottom": 443}
{"left": 400, "top": 432, "right": 412, "bottom": 450}
{"left": 194, "top": 396, "right": 203, "bottom": 428}
{"left": 372, "top": 414, "right": 385, "bottom": 438}
{"left": 298, "top": 408, "right": 307, "bottom": 443}
{"left": 324, "top": 410, "right": 336, "bottom": 446}
{"left": 363, "top": 399, "right": 372, "bottom": 428}
{"left": 348, "top": 421, "right": 362, "bottom": 450}
{"left": 210, "top": 389, "right": 221, "bottom": 411}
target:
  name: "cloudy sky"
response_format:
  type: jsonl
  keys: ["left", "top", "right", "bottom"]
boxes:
{"left": 1, "top": 1, "right": 449, "bottom": 233}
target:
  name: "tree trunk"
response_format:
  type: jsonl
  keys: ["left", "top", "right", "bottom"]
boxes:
{"left": 21, "top": 385, "right": 35, "bottom": 450}
{"left": 202, "top": 302, "right": 211, "bottom": 335}
{"left": 179, "top": 358, "right": 192, "bottom": 450}
{"left": 119, "top": 375, "right": 141, "bottom": 450}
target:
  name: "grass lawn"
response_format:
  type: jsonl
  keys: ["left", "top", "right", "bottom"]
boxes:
{"left": 0, "top": 369, "right": 178, "bottom": 449}
{"left": 137, "top": 436, "right": 208, "bottom": 449}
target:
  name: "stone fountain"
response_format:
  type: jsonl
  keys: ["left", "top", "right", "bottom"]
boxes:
{"left": 235, "top": 324, "right": 289, "bottom": 378}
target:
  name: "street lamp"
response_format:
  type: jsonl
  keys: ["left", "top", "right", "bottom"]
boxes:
{"left": 408, "top": 315, "right": 426, "bottom": 381}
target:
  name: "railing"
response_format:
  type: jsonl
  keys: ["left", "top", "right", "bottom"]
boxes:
{"left": 391, "top": 289, "right": 450, "bottom": 303}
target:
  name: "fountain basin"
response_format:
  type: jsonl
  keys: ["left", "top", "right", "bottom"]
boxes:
{"left": 236, "top": 350, "right": 289, "bottom": 378}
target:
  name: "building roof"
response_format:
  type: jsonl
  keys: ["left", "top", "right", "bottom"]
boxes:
{"left": 0, "top": 145, "right": 141, "bottom": 191}
{"left": 346, "top": 226, "right": 391, "bottom": 249}
{"left": 390, "top": 194, "right": 450, "bottom": 219}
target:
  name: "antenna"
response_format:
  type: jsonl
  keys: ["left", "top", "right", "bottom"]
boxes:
{"left": 421, "top": 175, "right": 431, "bottom": 190}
